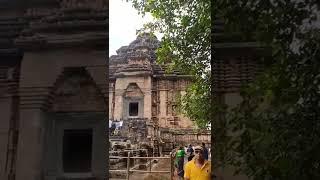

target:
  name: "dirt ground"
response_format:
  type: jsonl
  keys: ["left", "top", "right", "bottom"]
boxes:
{"left": 129, "top": 158, "right": 172, "bottom": 180}
{"left": 111, "top": 158, "right": 181, "bottom": 180}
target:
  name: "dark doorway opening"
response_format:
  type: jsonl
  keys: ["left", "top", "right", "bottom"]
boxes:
{"left": 129, "top": 102, "right": 139, "bottom": 116}
{"left": 63, "top": 129, "right": 92, "bottom": 172}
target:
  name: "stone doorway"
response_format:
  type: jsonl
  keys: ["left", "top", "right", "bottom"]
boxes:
{"left": 129, "top": 102, "right": 139, "bottom": 117}
{"left": 63, "top": 129, "right": 93, "bottom": 173}
{"left": 41, "top": 67, "right": 106, "bottom": 179}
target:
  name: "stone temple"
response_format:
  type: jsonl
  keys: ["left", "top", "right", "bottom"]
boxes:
{"left": 109, "top": 33, "right": 211, "bottom": 155}
{"left": 0, "top": 0, "right": 210, "bottom": 180}
{"left": 212, "top": 18, "right": 267, "bottom": 180}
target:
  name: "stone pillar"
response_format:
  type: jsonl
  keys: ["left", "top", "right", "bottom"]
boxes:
{"left": 143, "top": 91, "right": 152, "bottom": 119}
{"left": 143, "top": 76, "right": 152, "bottom": 119}
{"left": 216, "top": 92, "right": 249, "bottom": 180}
{"left": 15, "top": 109, "right": 46, "bottom": 180}
{"left": 109, "top": 83, "right": 114, "bottom": 119}
{"left": 114, "top": 79, "right": 124, "bottom": 120}
{"left": 159, "top": 91, "right": 167, "bottom": 116}
{"left": 180, "top": 90, "right": 186, "bottom": 97}
{"left": 158, "top": 79, "right": 167, "bottom": 127}
{"left": 0, "top": 97, "right": 12, "bottom": 180}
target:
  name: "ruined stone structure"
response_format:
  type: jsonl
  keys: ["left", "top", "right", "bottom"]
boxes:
{"left": 0, "top": 0, "right": 107, "bottom": 180}
{"left": 213, "top": 19, "right": 268, "bottom": 180}
{"left": 109, "top": 33, "right": 211, "bottom": 154}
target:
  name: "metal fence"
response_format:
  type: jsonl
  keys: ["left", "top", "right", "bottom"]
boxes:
{"left": 109, "top": 153, "right": 174, "bottom": 180}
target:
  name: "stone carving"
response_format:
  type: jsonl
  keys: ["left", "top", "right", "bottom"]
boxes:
{"left": 59, "top": 0, "right": 108, "bottom": 9}
{"left": 55, "top": 74, "right": 88, "bottom": 96}
{"left": 227, "top": 58, "right": 240, "bottom": 74}
{"left": 152, "top": 106, "right": 157, "bottom": 116}
{"left": 161, "top": 80, "right": 167, "bottom": 89}
{"left": 168, "top": 90, "right": 175, "bottom": 102}
{"left": 124, "top": 83, "right": 144, "bottom": 98}
{"left": 172, "top": 105, "right": 177, "bottom": 116}
{"left": 151, "top": 91, "right": 157, "bottom": 104}
{"left": 15, "top": 0, "right": 107, "bottom": 50}
{"left": 0, "top": 85, "right": 7, "bottom": 96}
{"left": 121, "top": 118, "right": 148, "bottom": 143}
{"left": 52, "top": 70, "right": 105, "bottom": 112}
{"left": 109, "top": 34, "right": 206, "bottom": 148}
{"left": 110, "top": 33, "right": 160, "bottom": 65}
{"left": 0, "top": 67, "right": 7, "bottom": 80}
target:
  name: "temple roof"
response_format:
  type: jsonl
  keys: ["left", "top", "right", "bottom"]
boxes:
{"left": 213, "top": 18, "right": 264, "bottom": 52}
{"left": 109, "top": 33, "right": 193, "bottom": 80}
{"left": 0, "top": 0, "right": 107, "bottom": 51}
{"left": 213, "top": 18, "right": 268, "bottom": 93}
{"left": 110, "top": 33, "right": 160, "bottom": 65}
{"left": 115, "top": 63, "right": 152, "bottom": 74}
{"left": 0, "top": 17, "right": 26, "bottom": 49}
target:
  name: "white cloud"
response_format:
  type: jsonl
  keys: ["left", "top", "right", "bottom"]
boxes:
{"left": 109, "top": 0, "right": 159, "bottom": 56}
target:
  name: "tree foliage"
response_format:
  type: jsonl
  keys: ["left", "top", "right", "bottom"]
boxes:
{"left": 177, "top": 72, "right": 212, "bottom": 128}
{"left": 216, "top": 0, "right": 320, "bottom": 179}
{"left": 128, "top": 0, "right": 211, "bottom": 128}
{"left": 129, "top": 0, "right": 320, "bottom": 179}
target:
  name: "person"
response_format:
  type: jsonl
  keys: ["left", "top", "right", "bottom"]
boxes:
{"left": 187, "top": 144, "right": 194, "bottom": 160}
{"left": 202, "top": 142, "right": 209, "bottom": 160}
{"left": 175, "top": 146, "right": 185, "bottom": 179}
{"left": 188, "top": 153, "right": 195, "bottom": 162}
{"left": 171, "top": 146, "right": 178, "bottom": 160}
{"left": 110, "top": 122, "right": 116, "bottom": 136}
{"left": 184, "top": 145, "right": 211, "bottom": 180}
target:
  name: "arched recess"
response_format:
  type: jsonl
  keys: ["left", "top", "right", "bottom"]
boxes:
{"left": 49, "top": 66, "right": 107, "bottom": 112}
{"left": 43, "top": 67, "right": 106, "bottom": 180}
{"left": 123, "top": 82, "right": 144, "bottom": 98}
{"left": 122, "top": 82, "right": 144, "bottom": 119}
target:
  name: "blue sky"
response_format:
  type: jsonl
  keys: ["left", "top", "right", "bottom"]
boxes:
{"left": 109, "top": 0, "right": 155, "bottom": 56}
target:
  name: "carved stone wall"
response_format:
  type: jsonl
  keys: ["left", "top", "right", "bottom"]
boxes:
{"left": 0, "top": 57, "right": 21, "bottom": 180}
{"left": 0, "top": 1, "right": 108, "bottom": 179}
{"left": 120, "top": 118, "right": 148, "bottom": 144}
{"left": 154, "top": 79, "right": 194, "bottom": 128}
{"left": 110, "top": 77, "right": 195, "bottom": 129}
{"left": 59, "top": 0, "right": 108, "bottom": 9}
{"left": 15, "top": 50, "right": 107, "bottom": 180}
{"left": 51, "top": 68, "right": 106, "bottom": 112}
{"left": 122, "top": 83, "right": 144, "bottom": 119}
{"left": 213, "top": 56, "right": 263, "bottom": 93}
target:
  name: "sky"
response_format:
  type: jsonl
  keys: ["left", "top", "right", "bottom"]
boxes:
{"left": 109, "top": 0, "right": 156, "bottom": 56}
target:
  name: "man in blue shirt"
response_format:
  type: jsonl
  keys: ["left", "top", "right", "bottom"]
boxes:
{"left": 202, "top": 142, "right": 209, "bottom": 160}
{"left": 187, "top": 144, "right": 194, "bottom": 161}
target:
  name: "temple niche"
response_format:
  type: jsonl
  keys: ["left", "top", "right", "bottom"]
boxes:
{"left": 51, "top": 68, "right": 106, "bottom": 112}
{"left": 44, "top": 67, "right": 106, "bottom": 179}
{"left": 123, "top": 83, "right": 144, "bottom": 118}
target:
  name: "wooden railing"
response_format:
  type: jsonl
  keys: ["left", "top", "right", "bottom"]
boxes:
{"left": 109, "top": 153, "right": 173, "bottom": 180}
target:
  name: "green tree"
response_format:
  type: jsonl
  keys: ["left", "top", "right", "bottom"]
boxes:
{"left": 127, "top": 0, "right": 212, "bottom": 129}
{"left": 129, "top": 0, "right": 320, "bottom": 179}
{"left": 216, "top": 1, "right": 320, "bottom": 179}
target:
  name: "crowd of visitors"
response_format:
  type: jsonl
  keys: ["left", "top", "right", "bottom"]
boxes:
{"left": 171, "top": 142, "right": 211, "bottom": 180}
